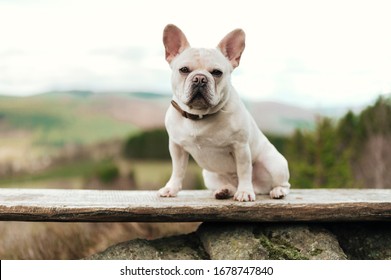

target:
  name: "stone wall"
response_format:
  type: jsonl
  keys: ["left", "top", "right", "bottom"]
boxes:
{"left": 88, "top": 222, "right": 391, "bottom": 260}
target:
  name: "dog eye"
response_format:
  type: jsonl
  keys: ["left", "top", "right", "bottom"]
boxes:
{"left": 179, "top": 67, "right": 190, "bottom": 74}
{"left": 211, "top": 69, "right": 223, "bottom": 77}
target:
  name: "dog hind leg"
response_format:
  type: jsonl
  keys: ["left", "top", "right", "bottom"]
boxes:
{"left": 252, "top": 151, "right": 291, "bottom": 199}
{"left": 202, "top": 170, "right": 237, "bottom": 199}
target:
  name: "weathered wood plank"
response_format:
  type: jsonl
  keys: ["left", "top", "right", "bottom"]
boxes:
{"left": 0, "top": 189, "right": 390, "bottom": 222}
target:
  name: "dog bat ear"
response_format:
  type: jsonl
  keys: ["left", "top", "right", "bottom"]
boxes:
{"left": 217, "top": 29, "right": 245, "bottom": 68}
{"left": 163, "top": 24, "right": 190, "bottom": 64}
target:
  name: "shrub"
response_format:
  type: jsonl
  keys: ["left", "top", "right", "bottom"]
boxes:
{"left": 96, "top": 163, "right": 120, "bottom": 183}
{"left": 123, "top": 129, "right": 170, "bottom": 160}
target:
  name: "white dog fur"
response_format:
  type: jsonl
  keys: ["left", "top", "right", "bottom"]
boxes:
{"left": 158, "top": 24, "right": 290, "bottom": 201}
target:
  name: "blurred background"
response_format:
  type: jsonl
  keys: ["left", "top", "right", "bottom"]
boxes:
{"left": 1, "top": 0, "right": 391, "bottom": 259}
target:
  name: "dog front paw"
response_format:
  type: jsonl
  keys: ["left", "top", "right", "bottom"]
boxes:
{"left": 270, "top": 186, "right": 289, "bottom": 199}
{"left": 234, "top": 190, "right": 256, "bottom": 202}
{"left": 158, "top": 186, "right": 180, "bottom": 197}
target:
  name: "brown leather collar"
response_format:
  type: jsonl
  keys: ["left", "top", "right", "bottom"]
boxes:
{"left": 171, "top": 100, "right": 216, "bottom": 120}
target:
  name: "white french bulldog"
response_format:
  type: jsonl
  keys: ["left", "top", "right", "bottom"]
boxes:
{"left": 158, "top": 24, "right": 290, "bottom": 201}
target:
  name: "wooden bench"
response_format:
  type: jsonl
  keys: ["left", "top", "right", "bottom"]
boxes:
{"left": 0, "top": 188, "right": 390, "bottom": 222}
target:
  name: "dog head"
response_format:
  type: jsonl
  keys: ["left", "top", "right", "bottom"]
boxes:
{"left": 163, "top": 24, "right": 245, "bottom": 113}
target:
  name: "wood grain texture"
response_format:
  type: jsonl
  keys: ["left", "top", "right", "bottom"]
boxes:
{"left": 0, "top": 189, "right": 390, "bottom": 222}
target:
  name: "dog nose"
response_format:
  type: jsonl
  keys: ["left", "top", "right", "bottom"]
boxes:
{"left": 192, "top": 74, "right": 208, "bottom": 86}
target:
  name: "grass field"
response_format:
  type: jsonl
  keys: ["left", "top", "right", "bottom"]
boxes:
{"left": 0, "top": 158, "right": 204, "bottom": 190}
{"left": 0, "top": 93, "right": 138, "bottom": 151}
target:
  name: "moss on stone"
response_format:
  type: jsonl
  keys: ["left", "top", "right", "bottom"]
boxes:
{"left": 257, "top": 234, "right": 309, "bottom": 260}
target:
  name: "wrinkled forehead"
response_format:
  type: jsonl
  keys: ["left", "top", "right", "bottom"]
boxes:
{"left": 172, "top": 48, "right": 230, "bottom": 70}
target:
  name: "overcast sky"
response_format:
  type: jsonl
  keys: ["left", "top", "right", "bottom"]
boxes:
{"left": 0, "top": 0, "right": 390, "bottom": 108}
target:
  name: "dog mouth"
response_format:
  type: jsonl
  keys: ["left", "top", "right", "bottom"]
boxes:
{"left": 187, "top": 88, "right": 211, "bottom": 109}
